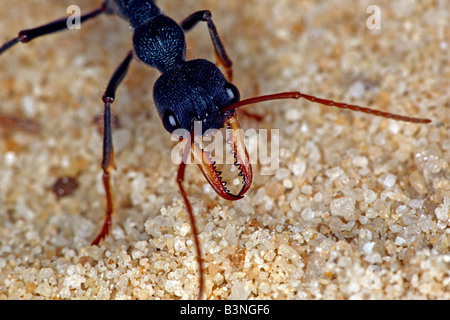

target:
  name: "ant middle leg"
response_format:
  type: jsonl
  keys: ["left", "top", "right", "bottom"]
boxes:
{"left": 0, "top": 2, "right": 107, "bottom": 55}
{"left": 91, "top": 50, "right": 134, "bottom": 246}
{"left": 181, "top": 10, "right": 233, "bottom": 81}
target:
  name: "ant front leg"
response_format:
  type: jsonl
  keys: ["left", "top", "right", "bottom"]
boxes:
{"left": 181, "top": 11, "right": 262, "bottom": 122}
{"left": 181, "top": 10, "right": 233, "bottom": 81}
{"left": 91, "top": 50, "right": 134, "bottom": 246}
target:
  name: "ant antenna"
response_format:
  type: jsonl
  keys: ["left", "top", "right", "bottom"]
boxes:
{"left": 223, "top": 91, "right": 432, "bottom": 123}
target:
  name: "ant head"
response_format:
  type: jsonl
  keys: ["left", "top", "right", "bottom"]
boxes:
{"left": 153, "top": 59, "right": 240, "bottom": 137}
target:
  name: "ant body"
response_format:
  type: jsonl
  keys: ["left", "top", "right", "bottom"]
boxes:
{"left": 0, "top": 0, "right": 431, "bottom": 299}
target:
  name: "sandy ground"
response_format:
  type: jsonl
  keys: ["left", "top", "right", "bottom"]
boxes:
{"left": 0, "top": 0, "right": 448, "bottom": 300}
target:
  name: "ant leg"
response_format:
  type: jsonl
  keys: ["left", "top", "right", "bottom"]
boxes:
{"left": 181, "top": 11, "right": 264, "bottom": 121}
{"left": 91, "top": 50, "right": 134, "bottom": 246}
{"left": 177, "top": 138, "right": 204, "bottom": 299}
{"left": 180, "top": 11, "right": 265, "bottom": 121}
{"left": 181, "top": 10, "right": 233, "bottom": 81}
{"left": 0, "top": 3, "right": 107, "bottom": 55}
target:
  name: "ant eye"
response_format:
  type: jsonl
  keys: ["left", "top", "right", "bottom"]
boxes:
{"left": 162, "top": 110, "right": 180, "bottom": 133}
{"left": 225, "top": 82, "right": 240, "bottom": 104}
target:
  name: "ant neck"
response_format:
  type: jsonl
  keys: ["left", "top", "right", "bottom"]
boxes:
{"left": 127, "top": 0, "right": 161, "bottom": 28}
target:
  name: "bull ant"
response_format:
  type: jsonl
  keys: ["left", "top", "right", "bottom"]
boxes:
{"left": 0, "top": 0, "right": 431, "bottom": 299}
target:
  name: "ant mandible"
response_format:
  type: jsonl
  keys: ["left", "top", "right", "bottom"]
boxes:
{"left": 0, "top": 0, "right": 431, "bottom": 299}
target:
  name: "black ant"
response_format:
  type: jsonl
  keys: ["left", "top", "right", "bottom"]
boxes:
{"left": 0, "top": 0, "right": 431, "bottom": 299}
